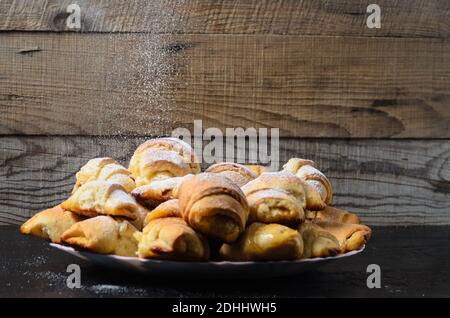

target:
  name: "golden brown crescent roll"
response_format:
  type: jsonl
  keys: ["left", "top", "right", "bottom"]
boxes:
{"left": 73, "top": 157, "right": 135, "bottom": 193}
{"left": 20, "top": 206, "right": 81, "bottom": 243}
{"left": 245, "top": 164, "right": 270, "bottom": 177}
{"left": 61, "top": 216, "right": 139, "bottom": 256}
{"left": 205, "top": 162, "right": 257, "bottom": 187}
{"left": 313, "top": 220, "right": 371, "bottom": 253}
{"left": 307, "top": 206, "right": 360, "bottom": 224}
{"left": 61, "top": 180, "right": 139, "bottom": 220}
{"left": 241, "top": 171, "right": 306, "bottom": 226}
{"left": 131, "top": 176, "right": 186, "bottom": 209}
{"left": 136, "top": 217, "right": 209, "bottom": 261}
{"left": 137, "top": 149, "right": 192, "bottom": 184}
{"left": 178, "top": 173, "right": 249, "bottom": 243}
{"left": 220, "top": 223, "right": 303, "bottom": 261}
{"left": 129, "top": 137, "right": 200, "bottom": 186}
{"left": 144, "top": 199, "right": 181, "bottom": 226}
{"left": 298, "top": 222, "right": 340, "bottom": 258}
{"left": 283, "top": 158, "right": 333, "bottom": 210}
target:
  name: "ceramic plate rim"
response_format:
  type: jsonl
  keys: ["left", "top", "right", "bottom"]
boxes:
{"left": 50, "top": 243, "right": 365, "bottom": 265}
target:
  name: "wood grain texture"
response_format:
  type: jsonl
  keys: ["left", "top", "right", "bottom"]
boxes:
{"left": 1, "top": 136, "right": 449, "bottom": 226}
{"left": 1, "top": 32, "right": 449, "bottom": 137}
{"left": 0, "top": 0, "right": 449, "bottom": 38}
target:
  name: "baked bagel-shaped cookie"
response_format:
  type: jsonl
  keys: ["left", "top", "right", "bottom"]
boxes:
{"left": 61, "top": 216, "right": 139, "bottom": 256}
{"left": 129, "top": 137, "right": 200, "bottom": 186}
{"left": 219, "top": 223, "right": 304, "bottom": 261}
{"left": 20, "top": 205, "right": 81, "bottom": 243}
{"left": 144, "top": 199, "right": 181, "bottom": 226}
{"left": 313, "top": 220, "right": 371, "bottom": 253}
{"left": 205, "top": 162, "right": 257, "bottom": 187}
{"left": 283, "top": 158, "right": 332, "bottom": 210}
{"left": 136, "top": 217, "right": 209, "bottom": 261}
{"left": 178, "top": 173, "right": 249, "bottom": 243}
{"left": 131, "top": 176, "right": 186, "bottom": 209}
{"left": 61, "top": 180, "right": 139, "bottom": 220}
{"left": 73, "top": 157, "right": 135, "bottom": 193}
{"left": 241, "top": 171, "right": 306, "bottom": 226}
{"left": 298, "top": 222, "right": 340, "bottom": 258}
{"left": 307, "top": 206, "right": 360, "bottom": 224}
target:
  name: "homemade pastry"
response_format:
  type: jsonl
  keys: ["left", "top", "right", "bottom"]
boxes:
{"left": 298, "top": 222, "right": 341, "bottom": 258}
{"left": 61, "top": 216, "right": 139, "bottom": 256}
{"left": 19, "top": 140, "right": 373, "bottom": 263}
{"left": 313, "top": 220, "right": 371, "bottom": 253}
{"left": 131, "top": 176, "right": 186, "bottom": 209}
{"left": 205, "top": 162, "right": 257, "bottom": 187}
{"left": 283, "top": 158, "right": 332, "bottom": 210}
{"left": 20, "top": 205, "right": 81, "bottom": 243}
{"left": 178, "top": 173, "right": 249, "bottom": 243}
{"left": 307, "top": 206, "right": 360, "bottom": 224}
{"left": 245, "top": 165, "right": 270, "bottom": 176}
{"left": 129, "top": 138, "right": 200, "bottom": 186}
{"left": 220, "top": 223, "right": 303, "bottom": 261}
{"left": 128, "top": 204, "right": 151, "bottom": 231}
{"left": 143, "top": 199, "right": 181, "bottom": 226}
{"left": 61, "top": 180, "right": 139, "bottom": 220}
{"left": 241, "top": 171, "right": 306, "bottom": 226}
{"left": 72, "top": 157, "right": 135, "bottom": 193}
{"left": 136, "top": 217, "right": 209, "bottom": 261}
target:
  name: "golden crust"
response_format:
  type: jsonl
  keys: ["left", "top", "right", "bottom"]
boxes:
{"left": 313, "top": 220, "right": 371, "bottom": 253}
{"left": 61, "top": 180, "right": 139, "bottom": 220}
{"left": 220, "top": 223, "right": 303, "bottom": 261}
{"left": 144, "top": 199, "right": 181, "bottom": 226}
{"left": 61, "top": 215, "right": 139, "bottom": 256}
{"left": 205, "top": 162, "right": 257, "bottom": 187}
{"left": 178, "top": 173, "right": 249, "bottom": 243}
{"left": 246, "top": 189, "right": 304, "bottom": 226}
{"left": 244, "top": 164, "right": 271, "bottom": 177}
{"left": 128, "top": 137, "right": 200, "bottom": 186}
{"left": 283, "top": 158, "right": 333, "bottom": 210}
{"left": 126, "top": 204, "right": 150, "bottom": 231}
{"left": 298, "top": 222, "right": 340, "bottom": 258}
{"left": 131, "top": 176, "right": 184, "bottom": 209}
{"left": 73, "top": 157, "right": 135, "bottom": 193}
{"left": 307, "top": 206, "right": 361, "bottom": 224}
{"left": 20, "top": 205, "right": 81, "bottom": 243}
{"left": 137, "top": 217, "right": 209, "bottom": 261}
{"left": 242, "top": 172, "right": 306, "bottom": 226}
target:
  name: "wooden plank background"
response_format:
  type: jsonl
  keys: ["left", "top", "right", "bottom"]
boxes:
{"left": 1, "top": 0, "right": 449, "bottom": 37}
{"left": 1, "top": 136, "right": 449, "bottom": 226}
{"left": 0, "top": 0, "right": 449, "bottom": 225}
{"left": 1, "top": 33, "right": 449, "bottom": 137}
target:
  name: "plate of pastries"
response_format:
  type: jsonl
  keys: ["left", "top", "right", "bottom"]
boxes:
{"left": 20, "top": 137, "right": 371, "bottom": 278}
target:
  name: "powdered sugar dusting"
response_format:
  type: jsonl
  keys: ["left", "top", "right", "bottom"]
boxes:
{"left": 99, "top": 1, "right": 191, "bottom": 145}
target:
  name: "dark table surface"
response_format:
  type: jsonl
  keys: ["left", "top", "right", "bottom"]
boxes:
{"left": 1, "top": 225, "right": 449, "bottom": 298}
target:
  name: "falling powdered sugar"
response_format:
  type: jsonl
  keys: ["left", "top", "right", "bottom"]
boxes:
{"left": 100, "top": 0, "right": 191, "bottom": 144}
